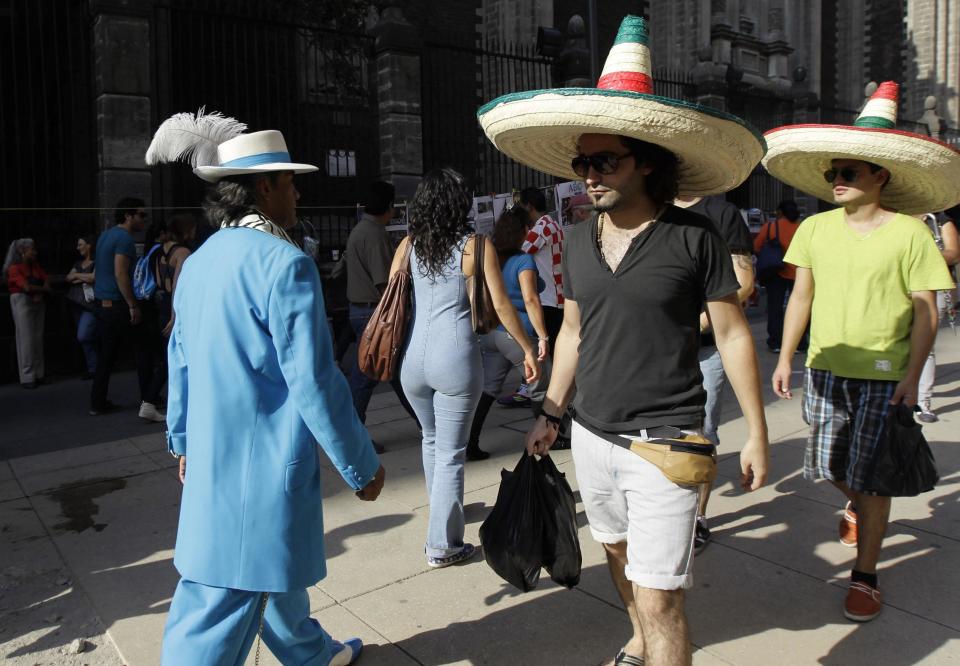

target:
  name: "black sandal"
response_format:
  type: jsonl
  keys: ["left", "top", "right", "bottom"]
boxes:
{"left": 613, "top": 649, "right": 645, "bottom": 666}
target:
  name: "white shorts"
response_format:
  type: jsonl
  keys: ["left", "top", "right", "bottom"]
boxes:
{"left": 570, "top": 420, "right": 700, "bottom": 590}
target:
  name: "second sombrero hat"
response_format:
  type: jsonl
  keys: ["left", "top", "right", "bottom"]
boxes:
{"left": 478, "top": 15, "right": 766, "bottom": 196}
{"left": 762, "top": 82, "right": 960, "bottom": 213}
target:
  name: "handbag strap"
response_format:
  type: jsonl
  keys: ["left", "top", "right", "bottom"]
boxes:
{"left": 474, "top": 233, "right": 486, "bottom": 286}
{"left": 400, "top": 238, "right": 413, "bottom": 275}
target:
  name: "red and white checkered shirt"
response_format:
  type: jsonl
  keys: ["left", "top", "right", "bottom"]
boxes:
{"left": 522, "top": 214, "right": 564, "bottom": 307}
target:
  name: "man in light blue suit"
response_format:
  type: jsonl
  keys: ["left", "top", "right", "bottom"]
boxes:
{"left": 150, "top": 122, "right": 384, "bottom": 666}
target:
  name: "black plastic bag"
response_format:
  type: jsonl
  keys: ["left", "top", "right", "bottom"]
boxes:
{"left": 862, "top": 404, "right": 939, "bottom": 497}
{"left": 479, "top": 453, "right": 545, "bottom": 592}
{"left": 537, "top": 456, "right": 582, "bottom": 589}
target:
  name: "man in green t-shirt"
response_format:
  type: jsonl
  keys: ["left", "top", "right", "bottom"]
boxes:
{"left": 762, "top": 81, "right": 959, "bottom": 624}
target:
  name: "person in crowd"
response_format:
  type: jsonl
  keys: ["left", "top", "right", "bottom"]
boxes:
{"left": 482, "top": 16, "right": 770, "bottom": 665}
{"left": 767, "top": 81, "right": 958, "bottom": 622}
{"left": 135, "top": 219, "right": 170, "bottom": 422}
{"left": 154, "top": 213, "right": 196, "bottom": 338}
{"left": 466, "top": 206, "right": 550, "bottom": 461}
{"left": 65, "top": 235, "right": 98, "bottom": 379}
{"left": 89, "top": 198, "right": 157, "bottom": 417}
{"left": 344, "top": 180, "right": 419, "bottom": 452}
{"left": 916, "top": 207, "right": 959, "bottom": 422}
{"left": 754, "top": 200, "right": 805, "bottom": 353}
{"left": 148, "top": 120, "right": 381, "bottom": 665}
{"left": 500, "top": 186, "right": 564, "bottom": 408}
{"left": 392, "top": 168, "right": 538, "bottom": 568}
{"left": 673, "top": 193, "right": 755, "bottom": 554}
{"left": 4, "top": 238, "right": 51, "bottom": 389}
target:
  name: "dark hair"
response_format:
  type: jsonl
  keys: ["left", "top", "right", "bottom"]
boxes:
{"left": 144, "top": 219, "right": 168, "bottom": 248}
{"left": 491, "top": 207, "right": 529, "bottom": 266}
{"left": 866, "top": 161, "right": 892, "bottom": 189}
{"left": 617, "top": 136, "right": 680, "bottom": 208}
{"left": 203, "top": 173, "right": 279, "bottom": 228}
{"left": 407, "top": 168, "right": 472, "bottom": 279}
{"left": 167, "top": 213, "right": 198, "bottom": 243}
{"left": 777, "top": 200, "right": 799, "bottom": 222}
{"left": 366, "top": 181, "right": 396, "bottom": 216}
{"left": 944, "top": 204, "right": 960, "bottom": 221}
{"left": 519, "top": 187, "right": 547, "bottom": 214}
{"left": 114, "top": 197, "right": 145, "bottom": 227}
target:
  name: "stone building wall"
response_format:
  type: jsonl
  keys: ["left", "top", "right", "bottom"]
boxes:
{"left": 904, "top": 0, "right": 960, "bottom": 127}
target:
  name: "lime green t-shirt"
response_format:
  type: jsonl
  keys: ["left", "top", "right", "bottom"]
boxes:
{"left": 784, "top": 209, "right": 955, "bottom": 381}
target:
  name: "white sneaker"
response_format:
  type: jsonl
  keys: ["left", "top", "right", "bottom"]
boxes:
{"left": 916, "top": 400, "right": 938, "bottom": 423}
{"left": 139, "top": 401, "right": 166, "bottom": 423}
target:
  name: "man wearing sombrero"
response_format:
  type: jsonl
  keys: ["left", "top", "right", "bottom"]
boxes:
{"left": 765, "top": 82, "right": 958, "bottom": 623}
{"left": 482, "top": 16, "right": 771, "bottom": 665}
{"left": 145, "top": 112, "right": 383, "bottom": 665}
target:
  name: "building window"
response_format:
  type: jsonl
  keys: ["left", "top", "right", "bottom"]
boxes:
{"left": 327, "top": 149, "right": 356, "bottom": 177}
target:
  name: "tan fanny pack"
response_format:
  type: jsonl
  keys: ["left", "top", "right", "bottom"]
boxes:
{"left": 627, "top": 432, "right": 717, "bottom": 486}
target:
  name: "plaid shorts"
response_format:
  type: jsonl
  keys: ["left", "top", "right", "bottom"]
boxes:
{"left": 802, "top": 368, "right": 896, "bottom": 492}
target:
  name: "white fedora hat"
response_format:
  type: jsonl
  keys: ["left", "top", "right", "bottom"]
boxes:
{"left": 762, "top": 82, "right": 960, "bottom": 213}
{"left": 146, "top": 110, "right": 318, "bottom": 182}
{"left": 194, "top": 130, "right": 318, "bottom": 182}
{"left": 478, "top": 15, "right": 766, "bottom": 196}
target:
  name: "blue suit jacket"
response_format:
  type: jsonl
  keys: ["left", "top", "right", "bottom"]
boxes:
{"left": 167, "top": 227, "right": 379, "bottom": 592}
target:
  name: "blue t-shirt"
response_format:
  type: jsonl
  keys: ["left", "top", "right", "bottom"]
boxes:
{"left": 497, "top": 253, "right": 543, "bottom": 338}
{"left": 94, "top": 226, "right": 136, "bottom": 301}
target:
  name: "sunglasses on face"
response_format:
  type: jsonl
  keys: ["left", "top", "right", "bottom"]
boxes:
{"left": 571, "top": 152, "right": 634, "bottom": 178}
{"left": 823, "top": 167, "right": 861, "bottom": 184}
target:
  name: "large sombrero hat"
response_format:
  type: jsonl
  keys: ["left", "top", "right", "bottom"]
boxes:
{"left": 762, "top": 82, "right": 960, "bottom": 213}
{"left": 146, "top": 109, "right": 318, "bottom": 182}
{"left": 478, "top": 15, "right": 766, "bottom": 196}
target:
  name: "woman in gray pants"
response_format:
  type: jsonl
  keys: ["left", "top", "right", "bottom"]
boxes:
{"left": 389, "top": 168, "right": 539, "bottom": 568}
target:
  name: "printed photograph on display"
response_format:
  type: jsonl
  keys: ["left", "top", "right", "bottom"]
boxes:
{"left": 554, "top": 181, "right": 586, "bottom": 226}
{"left": 386, "top": 202, "right": 409, "bottom": 245}
{"left": 492, "top": 192, "right": 516, "bottom": 222}
{"left": 470, "top": 195, "right": 496, "bottom": 236}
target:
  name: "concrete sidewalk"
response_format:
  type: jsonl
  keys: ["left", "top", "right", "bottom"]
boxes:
{"left": 2, "top": 317, "right": 959, "bottom": 665}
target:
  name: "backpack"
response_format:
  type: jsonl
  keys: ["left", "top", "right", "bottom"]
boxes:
{"left": 133, "top": 243, "right": 163, "bottom": 301}
{"left": 755, "top": 220, "right": 785, "bottom": 284}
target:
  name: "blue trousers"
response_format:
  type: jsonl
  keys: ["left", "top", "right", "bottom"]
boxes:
{"left": 347, "top": 303, "right": 418, "bottom": 425}
{"left": 698, "top": 346, "right": 726, "bottom": 445}
{"left": 161, "top": 578, "right": 338, "bottom": 666}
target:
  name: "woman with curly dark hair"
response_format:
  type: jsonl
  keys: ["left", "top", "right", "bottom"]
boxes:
{"left": 389, "top": 168, "right": 539, "bottom": 568}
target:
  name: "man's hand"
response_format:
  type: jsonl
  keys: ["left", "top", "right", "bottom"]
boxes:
{"left": 357, "top": 465, "right": 385, "bottom": 501}
{"left": 772, "top": 361, "right": 794, "bottom": 399}
{"left": 525, "top": 416, "right": 559, "bottom": 456}
{"left": 890, "top": 375, "right": 919, "bottom": 407}
{"left": 523, "top": 349, "right": 540, "bottom": 383}
{"left": 739, "top": 439, "right": 769, "bottom": 491}
{"left": 178, "top": 456, "right": 186, "bottom": 484}
{"left": 536, "top": 338, "right": 549, "bottom": 362}
{"left": 129, "top": 305, "right": 142, "bottom": 325}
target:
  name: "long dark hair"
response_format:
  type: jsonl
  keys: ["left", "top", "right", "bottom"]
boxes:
{"left": 203, "top": 173, "right": 278, "bottom": 228}
{"left": 491, "top": 207, "right": 529, "bottom": 267}
{"left": 407, "top": 168, "right": 472, "bottom": 279}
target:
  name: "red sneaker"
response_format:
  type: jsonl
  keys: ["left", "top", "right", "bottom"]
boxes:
{"left": 839, "top": 501, "right": 857, "bottom": 547}
{"left": 844, "top": 581, "right": 882, "bottom": 622}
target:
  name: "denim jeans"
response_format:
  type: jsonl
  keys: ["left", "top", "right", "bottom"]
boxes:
{"left": 698, "top": 346, "right": 726, "bottom": 445}
{"left": 76, "top": 309, "right": 99, "bottom": 373}
{"left": 347, "top": 303, "right": 418, "bottom": 424}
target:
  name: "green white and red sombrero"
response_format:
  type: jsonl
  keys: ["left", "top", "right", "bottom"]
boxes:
{"left": 477, "top": 15, "right": 766, "bottom": 196}
{"left": 763, "top": 81, "right": 960, "bottom": 213}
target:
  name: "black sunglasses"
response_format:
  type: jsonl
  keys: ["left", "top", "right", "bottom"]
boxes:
{"left": 823, "top": 167, "right": 861, "bottom": 184}
{"left": 571, "top": 152, "right": 634, "bottom": 178}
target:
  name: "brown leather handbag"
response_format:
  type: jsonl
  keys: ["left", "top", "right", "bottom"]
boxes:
{"left": 471, "top": 233, "right": 501, "bottom": 334}
{"left": 357, "top": 242, "right": 413, "bottom": 382}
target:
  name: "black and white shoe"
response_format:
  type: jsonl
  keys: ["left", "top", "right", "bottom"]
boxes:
{"left": 694, "top": 516, "right": 711, "bottom": 555}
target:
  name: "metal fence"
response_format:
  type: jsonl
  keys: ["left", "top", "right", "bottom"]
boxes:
{"left": 422, "top": 40, "right": 555, "bottom": 195}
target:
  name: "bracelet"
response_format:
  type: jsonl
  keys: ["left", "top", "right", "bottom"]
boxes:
{"left": 540, "top": 410, "right": 562, "bottom": 426}
{"left": 538, "top": 336, "right": 549, "bottom": 342}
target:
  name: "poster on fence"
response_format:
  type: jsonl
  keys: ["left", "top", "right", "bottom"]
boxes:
{"left": 492, "top": 192, "right": 516, "bottom": 222}
{"left": 554, "top": 181, "right": 587, "bottom": 226}
{"left": 470, "top": 195, "right": 496, "bottom": 236}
